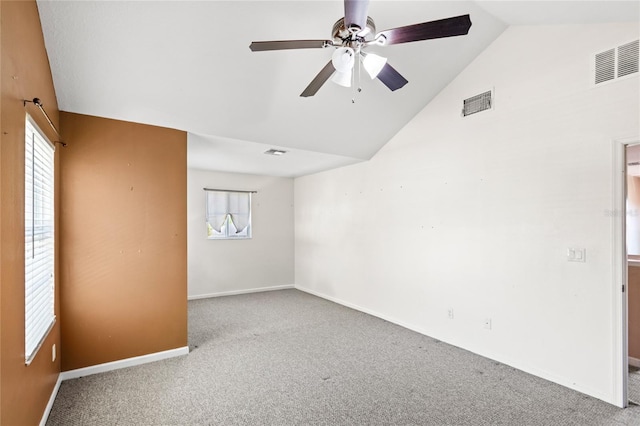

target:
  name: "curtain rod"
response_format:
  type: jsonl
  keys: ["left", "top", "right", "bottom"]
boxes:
{"left": 23, "top": 98, "right": 67, "bottom": 147}
{"left": 204, "top": 188, "right": 257, "bottom": 194}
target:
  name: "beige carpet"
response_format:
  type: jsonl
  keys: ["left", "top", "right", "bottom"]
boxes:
{"left": 629, "top": 365, "right": 640, "bottom": 405}
{"left": 48, "top": 289, "right": 640, "bottom": 425}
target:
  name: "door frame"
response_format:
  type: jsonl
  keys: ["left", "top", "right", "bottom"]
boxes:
{"left": 613, "top": 136, "right": 640, "bottom": 408}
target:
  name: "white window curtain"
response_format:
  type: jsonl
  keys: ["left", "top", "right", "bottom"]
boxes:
{"left": 206, "top": 191, "right": 230, "bottom": 233}
{"left": 227, "top": 192, "right": 251, "bottom": 233}
{"left": 205, "top": 190, "right": 252, "bottom": 239}
{"left": 25, "top": 117, "right": 56, "bottom": 363}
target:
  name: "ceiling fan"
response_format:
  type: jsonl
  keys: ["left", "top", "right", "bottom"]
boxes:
{"left": 249, "top": 0, "right": 472, "bottom": 98}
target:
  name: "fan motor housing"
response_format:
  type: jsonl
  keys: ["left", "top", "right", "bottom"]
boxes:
{"left": 332, "top": 16, "right": 376, "bottom": 44}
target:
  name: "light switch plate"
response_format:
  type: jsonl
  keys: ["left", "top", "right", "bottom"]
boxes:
{"left": 567, "top": 248, "right": 586, "bottom": 262}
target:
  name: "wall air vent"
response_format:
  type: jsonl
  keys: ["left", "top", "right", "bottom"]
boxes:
{"left": 618, "top": 40, "right": 639, "bottom": 78}
{"left": 462, "top": 90, "right": 492, "bottom": 117}
{"left": 595, "top": 48, "right": 615, "bottom": 84}
{"left": 594, "top": 39, "right": 639, "bottom": 85}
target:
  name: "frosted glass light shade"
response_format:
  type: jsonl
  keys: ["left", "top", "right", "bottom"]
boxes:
{"left": 362, "top": 53, "right": 387, "bottom": 79}
{"left": 331, "top": 47, "right": 355, "bottom": 73}
{"left": 331, "top": 70, "right": 352, "bottom": 87}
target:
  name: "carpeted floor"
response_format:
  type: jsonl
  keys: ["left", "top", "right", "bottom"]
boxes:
{"left": 629, "top": 366, "right": 640, "bottom": 405}
{"left": 47, "top": 289, "right": 640, "bottom": 425}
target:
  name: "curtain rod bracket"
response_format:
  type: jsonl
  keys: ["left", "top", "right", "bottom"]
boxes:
{"left": 23, "top": 97, "right": 66, "bottom": 147}
{"left": 23, "top": 97, "right": 43, "bottom": 107}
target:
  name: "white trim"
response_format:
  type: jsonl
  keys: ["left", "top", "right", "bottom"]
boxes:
{"left": 39, "top": 374, "right": 62, "bottom": 426}
{"left": 629, "top": 357, "right": 640, "bottom": 368}
{"left": 612, "top": 138, "right": 629, "bottom": 408}
{"left": 59, "top": 346, "right": 189, "bottom": 381}
{"left": 612, "top": 136, "right": 640, "bottom": 407}
{"left": 188, "top": 284, "right": 294, "bottom": 300}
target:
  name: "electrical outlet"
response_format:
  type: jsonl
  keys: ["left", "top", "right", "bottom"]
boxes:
{"left": 52, "top": 344, "right": 56, "bottom": 362}
{"left": 484, "top": 318, "right": 492, "bottom": 330}
{"left": 447, "top": 308, "right": 454, "bottom": 320}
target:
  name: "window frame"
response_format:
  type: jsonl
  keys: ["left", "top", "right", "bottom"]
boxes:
{"left": 24, "top": 114, "right": 56, "bottom": 365}
{"left": 205, "top": 190, "right": 253, "bottom": 240}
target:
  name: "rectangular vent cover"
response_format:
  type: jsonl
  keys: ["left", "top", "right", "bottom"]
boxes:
{"left": 463, "top": 90, "right": 492, "bottom": 117}
{"left": 618, "top": 39, "right": 639, "bottom": 78}
{"left": 594, "top": 39, "right": 639, "bottom": 85}
{"left": 595, "top": 49, "right": 615, "bottom": 84}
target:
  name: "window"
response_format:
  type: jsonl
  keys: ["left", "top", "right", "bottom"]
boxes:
{"left": 205, "top": 190, "right": 252, "bottom": 239}
{"left": 25, "top": 116, "right": 55, "bottom": 364}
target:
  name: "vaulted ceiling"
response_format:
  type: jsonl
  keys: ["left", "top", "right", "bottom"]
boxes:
{"left": 37, "top": 1, "right": 639, "bottom": 177}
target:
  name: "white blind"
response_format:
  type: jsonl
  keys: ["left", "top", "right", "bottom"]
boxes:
{"left": 25, "top": 117, "right": 55, "bottom": 364}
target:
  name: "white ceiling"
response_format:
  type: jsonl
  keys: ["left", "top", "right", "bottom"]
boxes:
{"left": 37, "top": 1, "right": 639, "bottom": 177}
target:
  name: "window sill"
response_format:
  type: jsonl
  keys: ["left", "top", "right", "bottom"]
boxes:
{"left": 25, "top": 317, "right": 56, "bottom": 366}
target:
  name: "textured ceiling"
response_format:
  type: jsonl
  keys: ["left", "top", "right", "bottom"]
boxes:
{"left": 36, "top": 1, "right": 639, "bottom": 177}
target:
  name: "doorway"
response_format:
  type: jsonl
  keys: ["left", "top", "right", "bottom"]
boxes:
{"left": 626, "top": 143, "right": 640, "bottom": 405}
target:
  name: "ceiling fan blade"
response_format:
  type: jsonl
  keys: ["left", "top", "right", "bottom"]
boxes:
{"left": 300, "top": 61, "right": 336, "bottom": 97}
{"left": 344, "top": 0, "right": 370, "bottom": 30}
{"left": 249, "top": 40, "right": 332, "bottom": 52}
{"left": 376, "top": 14, "right": 472, "bottom": 46}
{"left": 376, "top": 63, "right": 408, "bottom": 91}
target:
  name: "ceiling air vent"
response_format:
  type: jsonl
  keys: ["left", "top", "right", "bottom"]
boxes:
{"left": 594, "top": 39, "right": 639, "bottom": 85}
{"left": 264, "top": 149, "right": 287, "bottom": 156}
{"left": 462, "top": 90, "right": 492, "bottom": 117}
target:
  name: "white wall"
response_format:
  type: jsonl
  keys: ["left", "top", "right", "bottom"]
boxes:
{"left": 188, "top": 169, "right": 294, "bottom": 298}
{"left": 294, "top": 23, "right": 639, "bottom": 405}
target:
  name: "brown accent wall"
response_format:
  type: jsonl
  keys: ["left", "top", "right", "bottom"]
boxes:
{"left": 629, "top": 265, "right": 640, "bottom": 359}
{"left": 628, "top": 175, "right": 640, "bottom": 255}
{"left": 1, "top": 1, "right": 61, "bottom": 425}
{"left": 59, "top": 112, "right": 187, "bottom": 371}
{"left": 629, "top": 175, "right": 640, "bottom": 359}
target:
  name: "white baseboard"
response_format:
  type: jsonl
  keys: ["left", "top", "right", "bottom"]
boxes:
{"left": 630, "top": 356, "right": 640, "bottom": 368}
{"left": 59, "top": 346, "right": 189, "bottom": 381}
{"left": 39, "top": 374, "right": 62, "bottom": 426}
{"left": 295, "top": 286, "right": 427, "bottom": 336}
{"left": 188, "top": 284, "right": 294, "bottom": 300}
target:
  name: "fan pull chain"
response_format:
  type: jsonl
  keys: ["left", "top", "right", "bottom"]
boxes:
{"left": 352, "top": 62, "right": 356, "bottom": 103}
{"left": 352, "top": 51, "right": 362, "bottom": 104}
{"left": 357, "top": 53, "right": 362, "bottom": 94}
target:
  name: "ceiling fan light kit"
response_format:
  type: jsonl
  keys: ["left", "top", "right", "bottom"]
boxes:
{"left": 361, "top": 52, "right": 387, "bottom": 79}
{"left": 331, "top": 47, "right": 355, "bottom": 73}
{"left": 249, "top": 0, "right": 472, "bottom": 98}
{"left": 331, "top": 70, "right": 353, "bottom": 88}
